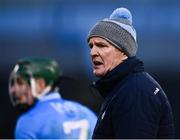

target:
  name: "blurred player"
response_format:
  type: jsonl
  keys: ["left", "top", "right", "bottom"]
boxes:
{"left": 9, "top": 57, "right": 97, "bottom": 139}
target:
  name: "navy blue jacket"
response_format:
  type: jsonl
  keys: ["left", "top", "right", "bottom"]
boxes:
{"left": 92, "top": 57, "right": 174, "bottom": 139}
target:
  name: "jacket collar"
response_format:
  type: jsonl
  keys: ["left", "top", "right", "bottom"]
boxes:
{"left": 39, "top": 92, "right": 62, "bottom": 102}
{"left": 93, "top": 57, "right": 144, "bottom": 98}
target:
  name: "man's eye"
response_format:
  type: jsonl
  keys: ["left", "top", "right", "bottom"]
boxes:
{"left": 98, "top": 43, "right": 107, "bottom": 48}
{"left": 16, "top": 77, "right": 25, "bottom": 85}
{"left": 99, "top": 44, "right": 105, "bottom": 48}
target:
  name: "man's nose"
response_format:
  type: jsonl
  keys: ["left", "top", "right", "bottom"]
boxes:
{"left": 90, "top": 46, "right": 98, "bottom": 56}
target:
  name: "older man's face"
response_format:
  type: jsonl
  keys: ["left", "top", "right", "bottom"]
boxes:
{"left": 88, "top": 37, "right": 128, "bottom": 77}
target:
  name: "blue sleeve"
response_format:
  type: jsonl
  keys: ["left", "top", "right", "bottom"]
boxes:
{"left": 74, "top": 104, "right": 97, "bottom": 139}
{"left": 85, "top": 109, "right": 97, "bottom": 138}
{"left": 15, "top": 115, "right": 37, "bottom": 139}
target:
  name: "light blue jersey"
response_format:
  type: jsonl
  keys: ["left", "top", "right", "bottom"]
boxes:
{"left": 15, "top": 92, "right": 97, "bottom": 139}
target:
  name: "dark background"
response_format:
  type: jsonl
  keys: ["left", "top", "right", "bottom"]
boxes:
{"left": 0, "top": 0, "right": 180, "bottom": 138}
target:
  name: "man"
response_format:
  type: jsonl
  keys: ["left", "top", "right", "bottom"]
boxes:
{"left": 9, "top": 57, "right": 97, "bottom": 139}
{"left": 87, "top": 7, "right": 174, "bottom": 138}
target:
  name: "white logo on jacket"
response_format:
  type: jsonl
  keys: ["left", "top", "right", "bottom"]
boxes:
{"left": 101, "top": 111, "right": 106, "bottom": 120}
{"left": 154, "top": 87, "right": 160, "bottom": 95}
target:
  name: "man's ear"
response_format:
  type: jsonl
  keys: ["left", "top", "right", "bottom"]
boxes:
{"left": 36, "top": 78, "right": 46, "bottom": 93}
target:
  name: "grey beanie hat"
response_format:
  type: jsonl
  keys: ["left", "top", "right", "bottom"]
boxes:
{"left": 87, "top": 7, "right": 137, "bottom": 57}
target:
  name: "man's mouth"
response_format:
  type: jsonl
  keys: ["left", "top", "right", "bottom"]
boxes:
{"left": 93, "top": 60, "right": 103, "bottom": 66}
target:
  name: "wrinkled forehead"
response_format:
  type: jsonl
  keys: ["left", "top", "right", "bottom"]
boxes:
{"left": 89, "top": 36, "right": 109, "bottom": 44}
{"left": 89, "top": 36, "right": 120, "bottom": 50}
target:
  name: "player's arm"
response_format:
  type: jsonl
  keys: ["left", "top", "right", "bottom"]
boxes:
{"left": 15, "top": 116, "right": 37, "bottom": 139}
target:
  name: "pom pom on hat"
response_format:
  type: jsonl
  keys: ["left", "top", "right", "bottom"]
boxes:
{"left": 110, "top": 8, "right": 132, "bottom": 25}
{"left": 87, "top": 7, "right": 138, "bottom": 57}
